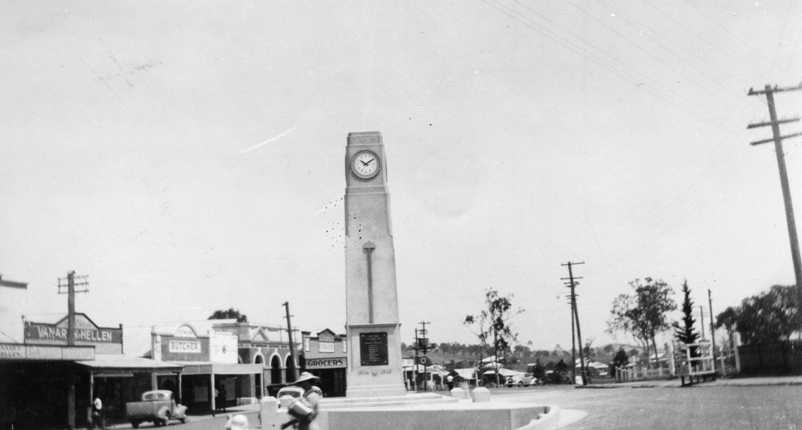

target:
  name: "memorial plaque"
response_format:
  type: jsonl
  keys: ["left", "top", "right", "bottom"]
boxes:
{"left": 359, "top": 332, "right": 388, "bottom": 366}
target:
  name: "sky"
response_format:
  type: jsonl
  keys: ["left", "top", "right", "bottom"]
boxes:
{"left": 1, "top": 0, "right": 801, "bottom": 357}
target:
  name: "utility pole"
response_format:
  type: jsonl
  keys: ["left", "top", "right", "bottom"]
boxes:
{"left": 699, "top": 305, "right": 705, "bottom": 340}
{"left": 413, "top": 328, "right": 420, "bottom": 391}
{"left": 567, "top": 291, "right": 576, "bottom": 384}
{"left": 708, "top": 289, "right": 717, "bottom": 372}
{"left": 747, "top": 83, "right": 802, "bottom": 316}
{"left": 57, "top": 271, "right": 88, "bottom": 430}
{"left": 57, "top": 271, "right": 89, "bottom": 346}
{"left": 282, "top": 301, "right": 297, "bottom": 382}
{"left": 417, "top": 321, "right": 431, "bottom": 391}
{"left": 562, "top": 261, "right": 587, "bottom": 385}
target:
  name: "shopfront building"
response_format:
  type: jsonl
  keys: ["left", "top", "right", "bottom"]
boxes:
{"left": 300, "top": 329, "right": 347, "bottom": 397}
{"left": 150, "top": 320, "right": 267, "bottom": 412}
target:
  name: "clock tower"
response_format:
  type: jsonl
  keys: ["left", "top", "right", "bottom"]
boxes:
{"left": 343, "top": 131, "right": 405, "bottom": 397}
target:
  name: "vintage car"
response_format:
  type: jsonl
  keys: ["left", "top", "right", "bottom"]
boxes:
{"left": 125, "top": 390, "right": 187, "bottom": 428}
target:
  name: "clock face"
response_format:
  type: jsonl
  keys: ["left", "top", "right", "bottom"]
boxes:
{"left": 351, "top": 150, "right": 380, "bottom": 179}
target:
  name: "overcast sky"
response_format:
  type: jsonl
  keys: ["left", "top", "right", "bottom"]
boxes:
{"left": 2, "top": 0, "right": 802, "bottom": 356}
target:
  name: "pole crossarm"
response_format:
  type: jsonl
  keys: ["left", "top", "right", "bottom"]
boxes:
{"left": 747, "top": 83, "right": 802, "bottom": 95}
{"left": 750, "top": 131, "right": 802, "bottom": 146}
{"left": 747, "top": 117, "right": 800, "bottom": 129}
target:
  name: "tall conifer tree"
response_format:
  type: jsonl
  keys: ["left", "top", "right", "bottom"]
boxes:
{"left": 673, "top": 280, "right": 699, "bottom": 356}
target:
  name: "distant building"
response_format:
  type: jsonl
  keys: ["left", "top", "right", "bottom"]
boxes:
{"left": 300, "top": 329, "right": 347, "bottom": 397}
{"left": 150, "top": 319, "right": 300, "bottom": 410}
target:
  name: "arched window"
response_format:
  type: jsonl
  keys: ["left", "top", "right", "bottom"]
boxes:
{"left": 270, "top": 355, "right": 282, "bottom": 385}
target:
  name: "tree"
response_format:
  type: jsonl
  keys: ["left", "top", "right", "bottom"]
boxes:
{"left": 465, "top": 288, "right": 524, "bottom": 385}
{"left": 607, "top": 277, "right": 676, "bottom": 366}
{"left": 612, "top": 348, "right": 629, "bottom": 368}
{"left": 715, "top": 306, "right": 738, "bottom": 352}
{"left": 673, "top": 280, "right": 699, "bottom": 356}
{"left": 732, "top": 285, "right": 798, "bottom": 344}
{"left": 208, "top": 308, "right": 247, "bottom": 323}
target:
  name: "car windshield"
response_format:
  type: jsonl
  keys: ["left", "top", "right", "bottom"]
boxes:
{"left": 143, "top": 392, "right": 169, "bottom": 401}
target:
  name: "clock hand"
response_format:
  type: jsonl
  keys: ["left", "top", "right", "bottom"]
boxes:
{"left": 365, "top": 158, "right": 375, "bottom": 165}
{"left": 360, "top": 160, "right": 370, "bottom": 166}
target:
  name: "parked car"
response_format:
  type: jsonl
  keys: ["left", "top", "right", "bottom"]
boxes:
{"left": 506, "top": 374, "right": 541, "bottom": 387}
{"left": 125, "top": 390, "right": 187, "bottom": 428}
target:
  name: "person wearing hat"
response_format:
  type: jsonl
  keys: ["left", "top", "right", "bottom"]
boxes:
{"left": 281, "top": 372, "right": 322, "bottom": 430}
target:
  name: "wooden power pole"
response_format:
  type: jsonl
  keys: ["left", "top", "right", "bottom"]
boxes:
{"left": 562, "top": 261, "right": 587, "bottom": 385}
{"left": 57, "top": 270, "right": 88, "bottom": 430}
{"left": 747, "top": 83, "right": 802, "bottom": 311}
{"left": 283, "top": 301, "right": 298, "bottom": 382}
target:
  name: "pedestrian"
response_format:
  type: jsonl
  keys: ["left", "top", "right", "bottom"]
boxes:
{"left": 281, "top": 372, "right": 322, "bottom": 430}
{"left": 92, "top": 396, "right": 104, "bottom": 430}
{"left": 217, "top": 385, "right": 227, "bottom": 412}
{"left": 445, "top": 373, "right": 454, "bottom": 390}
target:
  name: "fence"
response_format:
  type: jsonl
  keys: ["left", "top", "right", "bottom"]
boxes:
{"left": 614, "top": 364, "right": 672, "bottom": 382}
{"left": 738, "top": 340, "right": 802, "bottom": 375}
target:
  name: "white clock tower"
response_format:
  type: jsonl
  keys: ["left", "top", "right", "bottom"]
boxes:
{"left": 343, "top": 131, "right": 405, "bottom": 398}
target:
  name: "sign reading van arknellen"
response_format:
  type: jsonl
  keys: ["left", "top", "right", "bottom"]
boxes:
{"left": 359, "top": 332, "right": 388, "bottom": 366}
{"left": 23, "top": 313, "right": 123, "bottom": 354}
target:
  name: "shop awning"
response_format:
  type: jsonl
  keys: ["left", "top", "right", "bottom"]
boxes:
{"left": 176, "top": 362, "right": 264, "bottom": 376}
{"left": 77, "top": 354, "right": 183, "bottom": 376}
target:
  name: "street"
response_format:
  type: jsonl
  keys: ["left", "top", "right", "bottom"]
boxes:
{"left": 491, "top": 385, "right": 802, "bottom": 430}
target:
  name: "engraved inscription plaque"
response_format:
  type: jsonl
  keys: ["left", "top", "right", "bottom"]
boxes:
{"left": 359, "top": 332, "right": 388, "bottom": 366}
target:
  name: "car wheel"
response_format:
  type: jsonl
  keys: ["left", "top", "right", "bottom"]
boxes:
{"left": 131, "top": 421, "right": 140, "bottom": 428}
{"left": 179, "top": 418, "right": 187, "bottom": 424}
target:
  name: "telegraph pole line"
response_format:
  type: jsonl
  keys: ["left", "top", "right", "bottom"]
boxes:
{"left": 282, "top": 301, "right": 298, "bottom": 382}
{"left": 57, "top": 271, "right": 88, "bottom": 430}
{"left": 57, "top": 271, "right": 89, "bottom": 346}
{"left": 708, "top": 289, "right": 717, "bottom": 372}
{"left": 567, "top": 291, "right": 577, "bottom": 384}
{"left": 417, "top": 321, "right": 431, "bottom": 391}
{"left": 699, "top": 305, "right": 706, "bottom": 339}
{"left": 561, "top": 261, "right": 587, "bottom": 385}
{"left": 747, "top": 83, "right": 802, "bottom": 313}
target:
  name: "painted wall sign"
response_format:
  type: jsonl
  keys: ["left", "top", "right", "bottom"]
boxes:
{"left": 168, "top": 339, "right": 202, "bottom": 354}
{"left": 304, "top": 357, "right": 347, "bottom": 369}
{"left": 0, "top": 343, "right": 94, "bottom": 361}
{"left": 24, "top": 314, "right": 122, "bottom": 345}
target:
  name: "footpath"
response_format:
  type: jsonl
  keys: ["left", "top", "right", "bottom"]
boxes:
{"left": 579, "top": 375, "right": 802, "bottom": 389}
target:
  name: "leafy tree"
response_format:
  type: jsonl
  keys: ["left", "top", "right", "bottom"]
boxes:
{"left": 715, "top": 306, "right": 738, "bottom": 352}
{"left": 607, "top": 277, "right": 676, "bottom": 366}
{"left": 733, "top": 285, "right": 799, "bottom": 344}
{"left": 465, "top": 288, "right": 524, "bottom": 385}
{"left": 612, "top": 348, "right": 629, "bottom": 368}
{"left": 208, "top": 308, "right": 248, "bottom": 323}
{"left": 672, "top": 280, "right": 699, "bottom": 356}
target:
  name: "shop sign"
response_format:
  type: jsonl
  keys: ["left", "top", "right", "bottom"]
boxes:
{"left": 0, "top": 343, "right": 25, "bottom": 359}
{"left": 25, "top": 315, "right": 122, "bottom": 345}
{"left": 0, "top": 343, "right": 95, "bottom": 361}
{"left": 305, "top": 357, "right": 347, "bottom": 369}
{"left": 168, "top": 339, "right": 202, "bottom": 354}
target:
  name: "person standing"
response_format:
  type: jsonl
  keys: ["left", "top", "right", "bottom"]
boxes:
{"left": 282, "top": 372, "right": 322, "bottom": 430}
{"left": 91, "top": 397, "right": 104, "bottom": 430}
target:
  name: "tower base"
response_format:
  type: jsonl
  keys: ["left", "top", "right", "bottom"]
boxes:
{"left": 345, "top": 322, "right": 406, "bottom": 398}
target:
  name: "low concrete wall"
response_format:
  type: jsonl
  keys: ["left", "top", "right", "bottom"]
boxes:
{"left": 178, "top": 411, "right": 261, "bottom": 430}
{"left": 323, "top": 405, "right": 557, "bottom": 430}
